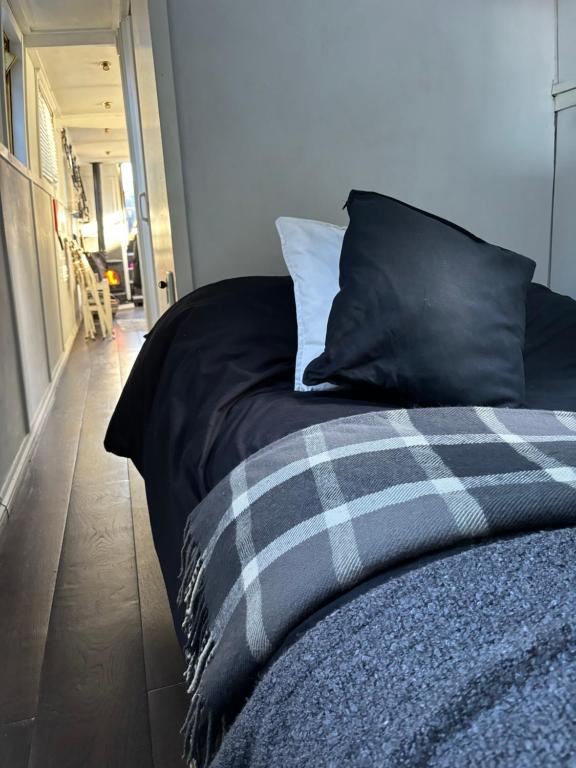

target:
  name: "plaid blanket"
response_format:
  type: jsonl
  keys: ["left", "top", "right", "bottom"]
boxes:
{"left": 179, "top": 406, "right": 576, "bottom": 767}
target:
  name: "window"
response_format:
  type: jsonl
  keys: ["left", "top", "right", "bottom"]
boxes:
{"left": 1, "top": 5, "right": 26, "bottom": 164}
{"left": 3, "top": 33, "right": 15, "bottom": 154}
{"left": 38, "top": 89, "right": 58, "bottom": 184}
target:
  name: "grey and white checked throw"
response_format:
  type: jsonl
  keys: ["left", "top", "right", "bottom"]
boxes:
{"left": 178, "top": 406, "right": 576, "bottom": 767}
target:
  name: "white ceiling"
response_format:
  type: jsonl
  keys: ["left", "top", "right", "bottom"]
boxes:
{"left": 36, "top": 45, "right": 130, "bottom": 164}
{"left": 16, "top": 2, "right": 130, "bottom": 163}
{"left": 16, "top": 0, "right": 123, "bottom": 33}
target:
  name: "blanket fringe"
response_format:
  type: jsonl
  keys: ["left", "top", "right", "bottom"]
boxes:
{"left": 180, "top": 692, "right": 222, "bottom": 768}
{"left": 179, "top": 536, "right": 223, "bottom": 767}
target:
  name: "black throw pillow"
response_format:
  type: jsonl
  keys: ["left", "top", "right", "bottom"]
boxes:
{"left": 304, "top": 190, "right": 536, "bottom": 407}
{"left": 524, "top": 282, "right": 576, "bottom": 410}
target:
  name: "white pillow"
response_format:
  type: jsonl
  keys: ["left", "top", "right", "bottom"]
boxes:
{"left": 276, "top": 216, "right": 345, "bottom": 392}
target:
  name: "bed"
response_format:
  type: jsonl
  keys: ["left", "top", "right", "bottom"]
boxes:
{"left": 105, "top": 276, "right": 576, "bottom": 768}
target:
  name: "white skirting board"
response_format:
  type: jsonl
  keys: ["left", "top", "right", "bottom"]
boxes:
{"left": 0, "top": 324, "right": 80, "bottom": 534}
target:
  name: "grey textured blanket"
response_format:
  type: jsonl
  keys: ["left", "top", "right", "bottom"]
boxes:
{"left": 179, "top": 407, "right": 576, "bottom": 767}
{"left": 212, "top": 527, "right": 576, "bottom": 767}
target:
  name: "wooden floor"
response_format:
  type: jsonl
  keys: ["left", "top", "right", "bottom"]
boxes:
{"left": 0, "top": 311, "right": 187, "bottom": 768}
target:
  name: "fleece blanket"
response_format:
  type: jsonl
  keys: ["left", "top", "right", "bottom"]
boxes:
{"left": 178, "top": 406, "right": 576, "bottom": 767}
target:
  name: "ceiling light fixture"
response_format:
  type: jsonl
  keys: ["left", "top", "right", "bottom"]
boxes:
{"left": 101, "top": 61, "right": 111, "bottom": 71}
{"left": 102, "top": 101, "right": 112, "bottom": 110}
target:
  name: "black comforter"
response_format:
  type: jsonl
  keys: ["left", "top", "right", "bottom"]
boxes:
{"left": 105, "top": 276, "right": 576, "bottom": 766}
{"left": 106, "top": 278, "right": 403, "bottom": 635}
{"left": 105, "top": 277, "right": 576, "bottom": 629}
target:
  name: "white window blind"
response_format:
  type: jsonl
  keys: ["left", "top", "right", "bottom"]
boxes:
{"left": 38, "top": 91, "right": 58, "bottom": 184}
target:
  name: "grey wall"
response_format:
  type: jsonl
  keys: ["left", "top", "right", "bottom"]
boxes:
{"left": 165, "top": 0, "right": 556, "bottom": 287}
{"left": 33, "top": 185, "right": 64, "bottom": 374}
{"left": 0, "top": 206, "right": 28, "bottom": 489}
{"left": 558, "top": 0, "right": 576, "bottom": 80}
{"left": 0, "top": 154, "right": 76, "bottom": 506}
{"left": 0, "top": 160, "right": 51, "bottom": 419}
{"left": 550, "top": 0, "right": 576, "bottom": 299}
{"left": 550, "top": 108, "right": 576, "bottom": 298}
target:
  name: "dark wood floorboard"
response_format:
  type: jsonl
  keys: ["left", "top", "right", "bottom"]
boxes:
{"left": 148, "top": 685, "right": 188, "bottom": 768}
{"left": 0, "top": 718, "right": 35, "bottom": 768}
{"left": 115, "top": 320, "right": 187, "bottom": 768}
{"left": 27, "top": 338, "right": 153, "bottom": 768}
{"left": 116, "top": 323, "right": 185, "bottom": 694}
{"left": 0, "top": 338, "right": 90, "bottom": 725}
{"left": 2, "top": 313, "right": 188, "bottom": 768}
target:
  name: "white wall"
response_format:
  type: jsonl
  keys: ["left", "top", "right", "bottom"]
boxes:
{"left": 164, "top": 0, "right": 556, "bottom": 286}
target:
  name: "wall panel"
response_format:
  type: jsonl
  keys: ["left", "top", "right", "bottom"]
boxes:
{"left": 0, "top": 213, "right": 28, "bottom": 491}
{"left": 33, "top": 184, "right": 63, "bottom": 374}
{"left": 0, "top": 158, "right": 50, "bottom": 422}
{"left": 132, "top": 0, "right": 179, "bottom": 308}
{"left": 54, "top": 228, "right": 79, "bottom": 348}
{"left": 550, "top": 107, "right": 576, "bottom": 298}
{"left": 557, "top": 0, "right": 576, "bottom": 81}
{"left": 550, "top": 0, "right": 576, "bottom": 299}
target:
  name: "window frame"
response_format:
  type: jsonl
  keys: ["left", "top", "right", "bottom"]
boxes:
{"left": 36, "top": 78, "right": 59, "bottom": 185}
{"left": 4, "top": 32, "right": 14, "bottom": 153}
{"left": 0, "top": 1, "right": 27, "bottom": 164}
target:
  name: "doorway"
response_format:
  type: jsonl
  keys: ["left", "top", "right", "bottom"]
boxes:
{"left": 27, "top": 5, "right": 179, "bottom": 331}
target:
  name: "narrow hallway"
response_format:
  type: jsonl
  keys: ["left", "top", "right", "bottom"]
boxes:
{"left": 0, "top": 317, "right": 186, "bottom": 768}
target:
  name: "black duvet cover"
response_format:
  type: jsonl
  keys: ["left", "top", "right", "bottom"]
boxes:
{"left": 105, "top": 277, "right": 576, "bottom": 635}
{"left": 105, "top": 276, "right": 576, "bottom": 766}
{"left": 106, "top": 278, "right": 398, "bottom": 634}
